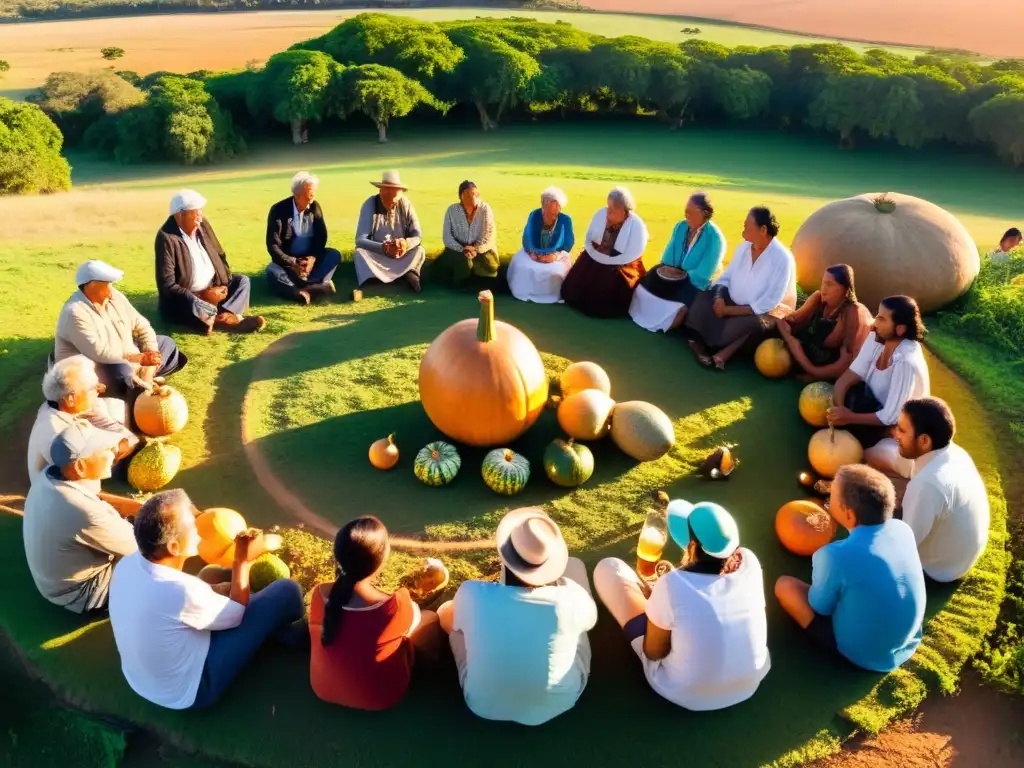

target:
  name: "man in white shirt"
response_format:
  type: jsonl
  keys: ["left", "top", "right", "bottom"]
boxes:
{"left": 109, "top": 489, "right": 304, "bottom": 710}
{"left": 155, "top": 190, "right": 265, "bottom": 335}
{"left": 27, "top": 355, "right": 137, "bottom": 485}
{"left": 55, "top": 260, "right": 187, "bottom": 401}
{"left": 828, "top": 295, "right": 930, "bottom": 479}
{"left": 435, "top": 508, "right": 597, "bottom": 726}
{"left": 23, "top": 422, "right": 141, "bottom": 614}
{"left": 893, "top": 397, "right": 990, "bottom": 582}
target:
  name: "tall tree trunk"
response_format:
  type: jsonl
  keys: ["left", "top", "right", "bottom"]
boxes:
{"left": 494, "top": 94, "right": 510, "bottom": 127}
{"left": 474, "top": 100, "right": 496, "bottom": 131}
{"left": 376, "top": 119, "right": 388, "bottom": 143}
{"left": 289, "top": 117, "right": 306, "bottom": 145}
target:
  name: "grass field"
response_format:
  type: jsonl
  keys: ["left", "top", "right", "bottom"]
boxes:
{"left": 0, "top": 125, "right": 1015, "bottom": 766}
{"left": 0, "top": 7, "right": 931, "bottom": 97}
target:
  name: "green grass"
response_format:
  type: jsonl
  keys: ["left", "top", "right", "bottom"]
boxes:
{"left": 0, "top": 124, "right": 1015, "bottom": 766}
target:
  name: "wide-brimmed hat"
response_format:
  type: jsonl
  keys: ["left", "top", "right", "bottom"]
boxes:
{"left": 370, "top": 170, "right": 408, "bottom": 191}
{"left": 75, "top": 260, "right": 123, "bottom": 286}
{"left": 667, "top": 500, "right": 739, "bottom": 559}
{"left": 495, "top": 508, "right": 568, "bottom": 587}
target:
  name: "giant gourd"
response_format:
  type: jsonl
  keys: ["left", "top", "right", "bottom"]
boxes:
{"left": 418, "top": 292, "right": 548, "bottom": 446}
{"left": 808, "top": 427, "right": 863, "bottom": 478}
{"left": 792, "top": 193, "right": 979, "bottom": 313}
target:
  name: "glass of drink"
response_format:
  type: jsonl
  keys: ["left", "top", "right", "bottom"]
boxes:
{"left": 636, "top": 507, "right": 668, "bottom": 582}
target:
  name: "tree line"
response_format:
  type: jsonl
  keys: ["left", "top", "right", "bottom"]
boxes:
{"left": 5, "top": 13, "right": 1024, "bottom": 193}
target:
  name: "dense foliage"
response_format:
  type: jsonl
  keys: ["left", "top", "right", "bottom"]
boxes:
{"left": 0, "top": 98, "right": 72, "bottom": 195}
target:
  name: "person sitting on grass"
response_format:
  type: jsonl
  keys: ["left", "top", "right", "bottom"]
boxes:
{"left": 593, "top": 501, "right": 771, "bottom": 711}
{"left": 775, "top": 464, "right": 926, "bottom": 673}
{"left": 27, "top": 355, "right": 137, "bottom": 485}
{"left": 352, "top": 170, "right": 426, "bottom": 295}
{"left": 629, "top": 191, "right": 726, "bottom": 333}
{"left": 22, "top": 422, "right": 140, "bottom": 615}
{"left": 683, "top": 206, "right": 797, "bottom": 370}
{"left": 827, "top": 295, "right": 930, "bottom": 479}
{"left": 893, "top": 397, "right": 990, "bottom": 583}
{"left": 108, "top": 489, "right": 305, "bottom": 711}
{"left": 435, "top": 180, "right": 499, "bottom": 289}
{"left": 775, "top": 264, "right": 872, "bottom": 382}
{"left": 560, "top": 186, "right": 649, "bottom": 318}
{"left": 436, "top": 508, "right": 597, "bottom": 726}
{"left": 156, "top": 189, "right": 265, "bottom": 334}
{"left": 506, "top": 186, "right": 575, "bottom": 304}
{"left": 55, "top": 260, "right": 187, "bottom": 401}
{"left": 988, "top": 227, "right": 1021, "bottom": 263}
{"left": 308, "top": 516, "right": 441, "bottom": 711}
{"left": 265, "top": 171, "right": 341, "bottom": 305}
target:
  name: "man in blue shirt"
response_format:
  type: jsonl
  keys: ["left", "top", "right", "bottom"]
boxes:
{"left": 775, "top": 464, "right": 926, "bottom": 672}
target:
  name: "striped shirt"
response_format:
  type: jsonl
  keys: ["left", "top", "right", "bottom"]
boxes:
{"left": 443, "top": 202, "right": 497, "bottom": 254}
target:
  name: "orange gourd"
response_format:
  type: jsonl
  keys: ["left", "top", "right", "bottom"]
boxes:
{"left": 775, "top": 499, "right": 837, "bottom": 556}
{"left": 559, "top": 361, "right": 611, "bottom": 398}
{"left": 134, "top": 384, "right": 188, "bottom": 437}
{"left": 196, "top": 507, "right": 247, "bottom": 567}
{"left": 799, "top": 382, "right": 834, "bottom": 427}
{"left": 808, "top": 427, "right": 863, "bottom": 478}
{"left": 418, "top": 291, "right": 548, "bottom": 447}
{"left": 754, "top": 338, "right": 792, "bottom": 378}
{"left": 369, "top": 434, "right": 399, "bottom": 470}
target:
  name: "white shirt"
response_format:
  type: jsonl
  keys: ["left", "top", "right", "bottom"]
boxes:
{"left": 293, "top": 201, "right": 314, "bottom": 237}
{"left": 109, "top": 552, "right": 245, "bottom": 709}
{"left": 848, "top": 338, "right": 930, "bottom": 425}
{"left": 903, "top": 443, "right": 989, "bottom": 582}
{"left": 715, "top": 238, "right": 797, "bottom": 315}
{"left": 452, "top": 578, "right": 597, "bottom": 726}
{"left": 642, "top": 548, "right": 771, "bottom": 711}
{"left": 179, "top": 228, "right": 216, "bottom": 292}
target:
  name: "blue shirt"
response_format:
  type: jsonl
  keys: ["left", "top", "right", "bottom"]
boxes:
{"left": 809, "top": 521, "right": 926, "bottom": 672}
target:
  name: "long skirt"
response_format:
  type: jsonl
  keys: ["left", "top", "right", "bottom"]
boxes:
{"left": 506, "top": 249, "right": 571, "bottom": 303}
{"left": 432, "top": 247, "right": 500, "bottom": 288}
{"left": 683, "top": 288, "right": 774, "bottom": 350}
{"left": 561, "top": 252, "right": 646, "bottom": 319}
{"left": 354, "top": 245, "right": 425, "bottom": 286}
{"left": 629, "top": 270, "right": 701, "bottom": 332}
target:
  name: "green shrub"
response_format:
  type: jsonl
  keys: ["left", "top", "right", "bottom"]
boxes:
{"left": 936, "top": 253, "right": 1024, "bottom": 355}
{"left": 0, "top": 98, "right": 72, "bottom": 195}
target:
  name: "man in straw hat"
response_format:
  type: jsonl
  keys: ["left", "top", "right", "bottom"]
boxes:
{"left": 55, "top": 259, "right": 187, "bottom": 401}
{"left": 436, "top": 508, "right": 597, "bottom": 726}
{"left": 156, "top": 190, "right": 265, "bottom": 334}
{"left": 353, "top": 170, "right": 426, "bottom": 294}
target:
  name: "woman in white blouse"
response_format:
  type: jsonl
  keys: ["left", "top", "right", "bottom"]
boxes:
{"left": 434, "top": 180, "right": 498, "bottom": 288}
{"left": 828, "top": 295, "right": 931, "bottom": 479}
{"left": 683, "top": 206, "right": 797, "bottom": 370}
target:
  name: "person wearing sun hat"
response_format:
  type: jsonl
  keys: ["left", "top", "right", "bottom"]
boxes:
{"left": 436, "top": 508, "right": 598, "bottom": 725}
{"left": 352, "top": 170, "right": 426, "bottom": 294}
{"left": 593, "top": 499, "right": 771, "bottom": 711}
{"left": 155, "top": 189, "right": 265, "bottom": 334}
{"left": 54, "top": 259, "right": 188, "bottom": 401}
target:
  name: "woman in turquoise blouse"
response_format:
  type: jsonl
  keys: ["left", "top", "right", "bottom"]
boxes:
{"left": 630, "top": 192, "right": 726, "bottom": 332}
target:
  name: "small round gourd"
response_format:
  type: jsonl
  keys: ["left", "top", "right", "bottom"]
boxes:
{"left": 543, "top": 438, "right": 594, "bottom": 488}
{"left": 754, "top": 338, "right": 792, "bottom": 379}
{"left": 127, "top": 441, "right": 181, "bottom": 492}
{"left": 559, "top": 361, "right": 611, "bottom": 398}
{"left": 799, "top": 382, "right": 834, "bottom": 428}
{"left": 196, "top": 508, "right": 248, "bottom": 567}
{"left": 557, "top": 389, "right": 615, "bottom": 441}
{"left": 775, "top": 499, "right": 837, "bottom": 556}
{"left": 609, "top": 401, "right": 675, "bottom": 462}
{"left": 414, "top": 441, "right": 462, "bottom": 487}
{"left": 808, "top": 427, "right": 863, "bottom": 478}
{"left": 134, "top": 384, "right": 189, "bottom": 437}
{"left": 368, "top": 434, "right": 399, "bottom": 470}
{"left": 481, "top": 448, "right": 530, "bottom": 496}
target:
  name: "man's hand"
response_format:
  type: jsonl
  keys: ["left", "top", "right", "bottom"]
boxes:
{"left": 295, "top": 257, "right": 314, "bottom": 278}
{"left": 233, "top": 528, "right": 262, "bottom": 565}
{"left": 826, "top": 406, "right": 854, "bottom": 426}
{"left": 197, "top": 285, "right": 228, "bottom": 306}
{"left": 776, "top": 319, "right": 793, "bottom": 339}
{"left": 395, "top": 238, "right": 408, "bottom": 257}
{"left": 140, "top": 350, "right": 162, "bottom": 367}
{"left": 713, "top": 297, "right": 727, "bottom": 319}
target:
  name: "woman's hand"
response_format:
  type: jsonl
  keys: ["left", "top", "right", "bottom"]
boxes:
{"left": 776, "top": 319, "right": 793, "bottom": 339}
{"left": 712, "top": 298, "right": 727, "bottom": 318}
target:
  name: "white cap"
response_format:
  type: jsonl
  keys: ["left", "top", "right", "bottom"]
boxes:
{"left": 169, "top": 189, "right": 207, "bottom": 215}
{"left": 75, "top": 260, "right": 124, "bottom": 286}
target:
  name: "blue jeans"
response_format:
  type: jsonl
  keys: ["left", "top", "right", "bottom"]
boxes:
{"left": 96, "top": 334, "right": 188, "bottom": 400}
{"left": 189, "top": 579, "right": 305, "bottom": 709}
{"left": 265, "top": 248, "right": 341, "bottom": 300}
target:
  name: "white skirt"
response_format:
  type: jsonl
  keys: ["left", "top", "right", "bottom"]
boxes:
{"left": 507, "top": 249, "right": 571, "bottom": 303}
{"left": 629, "top": 284, "right": 684, "bottom": 332}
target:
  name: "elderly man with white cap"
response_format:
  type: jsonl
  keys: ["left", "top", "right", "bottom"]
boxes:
{"left": 55, "top": 260, "right": 187, "bottom": 401}
{"left": 265, "top": 171, "right": 341, "bottom": 305}
{"left": 353, "top": 170, "right": 426, "bottom": 294}
{"left": 156, "top": 190, "right": 264, "bottom": 333}
{"left": 22, "top": 421, "right": 141, "bottom": 614}
{"left": 435, "top": 508, "right": 597, "bottom": 726}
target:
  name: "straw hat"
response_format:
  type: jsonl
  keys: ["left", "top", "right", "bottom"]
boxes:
{"left": 495, "top": 508, "right": 568, "bottom": 587}
{"left": 370, "top": 170, "right": 408, "bottom": 191}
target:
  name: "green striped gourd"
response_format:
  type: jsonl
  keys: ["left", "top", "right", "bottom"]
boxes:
{"left": 543, "top": 438, "right": 594, "bottom": 488}
{"left": 481, "top": 448, "right": 530, "bottom": 495}
{"left": 414, "top": 441, "right": 461, "bottom": 487}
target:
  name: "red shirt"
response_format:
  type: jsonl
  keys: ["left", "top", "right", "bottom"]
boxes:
{"left": 308, "top": 585, "right": 415, "bottom": 710}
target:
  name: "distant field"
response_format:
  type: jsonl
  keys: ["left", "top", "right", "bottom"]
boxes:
{"left": 0, "top": 7, "right": 929, "bottom": 97}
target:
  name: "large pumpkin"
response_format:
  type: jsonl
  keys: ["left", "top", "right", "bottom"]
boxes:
{"left": 196, "top": 507, "right": 248, "bottom": 567}
{"left": 792, "top": 192, "right": 979, "bottom": 313}
{"left": 418, "top": 291, "right": 548, "bottom": 447}
{"left": 754, "top": 339, "right": 792, "bottom": 379}
{"left": 543, "top": 438, "right": 594, "bottom": 487}
{"left": 799, "top": 382, "right": 834, "bottom": 428}
{"left": 482, "top": 448, "right": 531, "bottom": 496}
{"left": 414, "top": 441, "right": 462, "bottom": 487}
{"left": 134, "top": 384, "right": 189, "bottom": 437}
{"left": 775, "top": 499, "right": 837, "bottom": 556}
{"left": 808, "top": 427, "right": 863, "bottom": 478}
{"left": 559, "top": 361, "right": 611, "bottom": 398}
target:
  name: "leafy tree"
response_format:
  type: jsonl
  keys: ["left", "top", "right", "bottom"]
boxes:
{"left": 970, "top": 91, "right": 1024, "bottom": 166}
{"left": 708, "top": 65, "right": 773, "bottom": 120}
{"left": 115, "top": 70, "right": 141, "bottom": 86}
{"left": 205, "top": 68, "right": 261, "bottom": 132}
{"left": 100, "top": 47, "right": 125, "bottom": 61}
{"left": 864, "top": 48, "right": 912, "bottom": 75}
{"left": 339, "top": 63, "right": 443, "bottom": 142}
{"left": 807, "top": 68, "right": 886, "bottom": 147}
{"left": 912, "top": 53, "right": 983, "bottom": 86}
{"left": 0, "top": 98, "right": 71, "bottom": 195}
{"left": 0, "top": 60, "right": 9, "bottom": 79}
{"left": 247, "top": 50, "right": 342, "bottom": 144}
{"left": 679, "top": 39, "right": 730, "bottom": 61}
{"left": 29, "top": 70, "right": 144, "bottom": 145}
